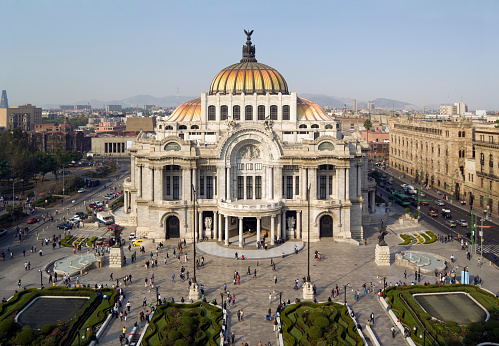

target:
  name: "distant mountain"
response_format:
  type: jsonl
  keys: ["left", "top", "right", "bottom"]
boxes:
{"left": 372, "top": 98, "right": 415, "bottom": 110}
{"left": 300, "top": 94, "right": 345, "bottom": 108}
{"left": 300, "top": 94, "right": 419, "bottom": 110}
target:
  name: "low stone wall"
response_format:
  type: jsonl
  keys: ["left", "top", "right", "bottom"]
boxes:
{"left": 395, "top": 251, "right": 447, "bottom": 274}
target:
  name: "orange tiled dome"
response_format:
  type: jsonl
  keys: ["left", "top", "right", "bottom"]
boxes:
{"left": 297, "top": 97, "right": 332, "bottom": 121}
{"left": 166, "top": 98, "right": 201, "bottom": 122}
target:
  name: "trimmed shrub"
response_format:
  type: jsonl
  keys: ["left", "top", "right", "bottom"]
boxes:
{"left": 309, "top": 311, "right": 326, "bottom": 324}
{"left": 167, "top": 330, "right": 181, "bottom": 341}
{"left": 0, "top": 319, "right": 19, "bottom": 338}
{"left": 314, "top": 316, "right": 330, "bottom": 329}
{"left": 14, "top": 327, "right": 36, "bottom": 345}
{"left": 41, "top": 324, "right": 53, "bottom": 335}
{"left": 174, "top": 339, "right": 189, "bottom": 346}
{"left": 309, "top": 325, "right": 323, "bottom": 339}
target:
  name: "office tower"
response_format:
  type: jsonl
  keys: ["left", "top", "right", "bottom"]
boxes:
{"left": 0, "top": 90, "right": 8, "bottom": 108}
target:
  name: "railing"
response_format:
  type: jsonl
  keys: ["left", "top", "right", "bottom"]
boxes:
{"left": 217, "top": 200, "right": 282, "bottom": 210}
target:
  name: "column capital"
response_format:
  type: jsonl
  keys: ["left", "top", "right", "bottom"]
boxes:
{"left": 256, "top": 216, "right": 262, "bottom": 220}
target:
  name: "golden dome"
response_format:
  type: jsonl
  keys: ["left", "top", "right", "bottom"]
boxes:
{"left": 166, "top": 98, "right": 201, "bottom": 122}
{"left": 209, "top": 30, "right": 288, "bottom": 95}
{"left": 297, "top": 97, "right": 333, "bottom": 121}
{"left": 209, "top": 62, "right": 288, "bottom": 95}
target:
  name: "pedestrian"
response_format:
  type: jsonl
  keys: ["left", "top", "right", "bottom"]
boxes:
{"left": 110, "top": 273, "right": 113, "bottom": 281}
{"left": 231, "top": 332, "right": 235, "bottom": 344}
{"left": 269, "top": 293, "right": 272, "bottom": 304}
{"left": 122, "top": 326, "right": 126, "bottom": 338}
{"left": 391, "top": 326, "right": 396, "bottom": 338}
{"left": 143, "top": 296, "right": 147, "bottom": 306}
{"left": 370, "top": 312, "right": 374, "bottom": 324}
{"left": 240, "top": 309, "right": 244, "bottom": 321}
{"left": 237, "top": 309, "right": 241, "bottom": 322}
{"left": 126, "top": 301, "right": 131, "bottom": 312}
{"left": 172, "top": 274, "right": 175, "bottom": 282}
{"left": 254, "top": 269, "right": 257, "bottom": 278}
{"left": 274, "top": 275, "right": 277, "bottom": 284}
{"left": 273, "top": 318, "right": 278, "bottom": 331}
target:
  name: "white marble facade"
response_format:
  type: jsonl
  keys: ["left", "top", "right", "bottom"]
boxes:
{"left": 122, "top": 33, "right": 376, "bottom": 245}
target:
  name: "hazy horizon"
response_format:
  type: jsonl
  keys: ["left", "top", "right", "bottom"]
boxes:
{"left": 2, "top": 1, "right": 498, "bottom": 110}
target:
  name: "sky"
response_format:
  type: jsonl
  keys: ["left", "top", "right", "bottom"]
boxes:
{"left": 1, "top": 0, "right": 498, "bottom": 110}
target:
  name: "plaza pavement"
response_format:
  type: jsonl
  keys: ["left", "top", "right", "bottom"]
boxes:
{"left": 2, "top": 208, "right": 499, "bottom": 345}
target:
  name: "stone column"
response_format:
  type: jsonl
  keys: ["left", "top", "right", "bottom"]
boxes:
{"left": 281, "top": 211, "right": 286, "bottom": 239}
{"left": 193, "top": 168, "right": 197, "bottom": 199}
{"left": 227, "top": 167, "right": 231, "bottom": 201}
{"left": 297, "top": 211, "right": 302, "bottom": 239}
{"left": 218, "top": 212, "right": 223, "bottom": 241}
{"left": 308, "top": 168, "right": 317, "bottom": 200}
{"left": 131, "top": 157, "right": 136, "bottom": 186}
{"left": 271, "top": 215, "right": 275, "bottom": 245}
{"left": 213, "top": 211, "right": 217, "bottom": 240}
{"left": 150, "top": 167, "right": 155, "bottom": 202}
{"left": 277, "top": 214, "right": 281, "bottom": 240}
{"left": 357, "top": 164, "right": 362, "bottom": 198}
{"left": 238, "top": 217, "right": 243, "bottom": 247}
{"left": 154, "top": 167, "right": 162, "bottom": 203}
{"left": 198, "top": 212, "right": 203, "bottom": 240}
{"left": 275, "top": 166, "right": 283, "bottom": 200}
{"left": 138, "top": 165, "right": 143, "bottom": 198}
{"left": 224, "top": 215, "right": 229, "bottom": 246}
{"left": 124, "top": 191, "right": 129, "bottom": 211}
{"left": 345, "top": 166, "right": 350, "bottom": 201}
{"left": 256, "top": 217, "right": 261, "bottom": 243}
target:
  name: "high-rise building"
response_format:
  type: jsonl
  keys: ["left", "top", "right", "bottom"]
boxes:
{"left": 352, "top": 99, "right": 357, "bottom": 113}
{"left": 0, "top": 104, "right": 42, "bottom": 131}
{"left": 106, "top": 105, "right": 122, "bottom": 112}
{"left": 440, "top": 102, "right": 468, "bottom": 116}
{"left": 0, "top": 90, "right": 8, "bottom": 108}
{"left": 367, "top": 101, "right": 375, "bottom": 110}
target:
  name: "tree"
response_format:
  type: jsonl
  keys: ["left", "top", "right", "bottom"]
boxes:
{"left": 34, "top": 152, "right": 57, "bottom": 182}
{"left": 364, "top": 118, "right": 373, "bottom": 160}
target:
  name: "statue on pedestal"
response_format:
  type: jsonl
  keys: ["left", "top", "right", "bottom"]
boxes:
{"left": 112, "top": 227, "right": 122, "bottom": 247}
{"left": 378, "top": 225, "right": 388, "bottom": 246}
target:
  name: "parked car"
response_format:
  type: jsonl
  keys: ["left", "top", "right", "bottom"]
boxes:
{"left": 57, "top": 223, "right": 72, "bottom": 230}
{"left": 0, "top": 229, "right": 7, "bottom": 237}
{"left": 428, "top": 210, "right": 438, "bottom": 217}
{"left": 75, "top": 212, "right": 86, "bottom": 218}
{"left": 102, "top": 238, "right": 115, "bottom": 246}
{"left": 27, "top": 217, "right": 40, "bottom": 224}
{"left": 69, "top": 217, "right": 80, "bottom": 224}
{"left": 445, "top": 220, "right": 457, "bottom": 227}
{"left": 457, "top": 220, "right": 468, "bottom": 227}
{"left": 420, "top": 201, "right": 429, "bottom": 206}
{"left": 108, "top": 224, "right": 123, "bottom": 232}
{"left": 435, "top": 200, "right": 445, "bottom": 206}
{"left": 129, "top": 233, "right": 136, "bottom": 240}
{"left": 104, "top": 194, "right": 113, "bottom": 200}
{"left": 420, "top": 192, "right": 426, "bottom": 197}
{"left": 78, "top": 188, "right": 86, "bottom": 193}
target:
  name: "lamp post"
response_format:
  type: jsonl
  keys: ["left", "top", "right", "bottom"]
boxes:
{"left": 220, "top": 292, "right": 224, "bottom": 308}
{"left": 192, "top": 184, "right": 197, "bottom": 285}
{"left": 156, "top": 286, "right": 159, "bottom": 306}
{"left": 343, "top": 283, "right": 351, "bottom": 306}
{"left": 307, "top": 185, "right": 311, "bottom": 283}
{"left": 62, "top": 164, "right": 65, "bottom": 199}
{"left": 379, "top": 276, "right": 386, "bottom": 291}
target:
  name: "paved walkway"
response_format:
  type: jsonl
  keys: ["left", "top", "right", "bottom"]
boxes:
{"left": 3, "top": 207, "right": 499, "bottom": 345}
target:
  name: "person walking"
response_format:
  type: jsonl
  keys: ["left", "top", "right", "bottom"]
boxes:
{"left": 274, "top": 275, "right": 277, "bottom": 284}
{"left": 273, "top": 318, "right": 278, "bottom": 331}
{"left": 269, "top": 293, "right": 272, "bottom": 304}
{"left": 391, "top": 326, "right": 396, "bottom": 338}
{"left": 370, "top": 312, "right": 375, "bottom": 324}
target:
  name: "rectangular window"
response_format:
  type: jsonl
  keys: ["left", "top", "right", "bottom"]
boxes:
{"left": 295, "top": 176, "right": 299, "bottom": 195}
{"left": 329, "top": 175, "right": 333, "bottom": 195}
{"left": 206, "top": 176, "right": 213, "bottom": 199}
{"left": 246, "top": 176, "right": 253, "bottom": 199}
{"left": 287, "top": 176, "right": 293, "bottom": 199}
{"left": 233, "top": 106, "right": 240, "bottom": 120}
{"left": 320, "top": 176, "right": 326, "bottom": 199}
{"left": 200, "top": 176, "right": 204, "bottom": 196}
{"left": 237, "top": 176, "right": 244, "bottom": 199}
{"left": 166, "top": 176, "right": 171, "bottom": 195}
{"left": 282, "top": 176, "right": 285, "bottom": 196}
{"left": 173, "top": 176, "right": 179, "bottom": 200}
{"left": 237, "top": 163, "right": 244, "bottom": 170}
{"left": 214, "top": 176, "right": 217, "bottom": 196}
{"left": 283, "top": 105, "right": 290, "bottom": 120}
{"left": 255, "top": 176, "right": 262, "bottom": 199}
{"left": 255, "top": 163, "right": 262, "bottom": 170}
{"left": 246, "top": 163, "right": 253, "bottom": 170}
{"left": 221, "top": 106, "right": 228, "bottom": 121}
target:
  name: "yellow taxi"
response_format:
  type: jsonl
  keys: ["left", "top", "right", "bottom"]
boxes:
{"left": 132, "top": 238, "right": 145, "bottom": 246}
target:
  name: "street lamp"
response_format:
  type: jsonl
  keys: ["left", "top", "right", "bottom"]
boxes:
{"left": 39, "top": 269, "right": 43, "bottom": 288}
{"left": 307, "top": 185, "right": 311, "bottom": 283}
{"left": 378, "top": 276, "right": 386, "bottom": 291}
{"left": 192, "top": 184, "right": 197, "bottom": 285}
{"left": 12, "top": 179, "right": 22, "bottom": 223}
{"left": 343, "top": 283, "right": 351, "bottom": 305}
{"left": 62, "top": 164, "right": 65, "bottom": 200}
{"left": 220, "top": 292, "right": 224, "bottom": 308}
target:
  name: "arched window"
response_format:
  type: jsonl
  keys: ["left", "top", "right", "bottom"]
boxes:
{"left": 158, "top": 125, "right": 162, "bottom": 130}
{"left": 311, "top": 124, "right": 319, "bottom": 129}
{"left": 165, "top": 125, "right": 173, "bottom": 130}
{"left": 458, "top": 131, "right": 462, "bottom": 138}
{"left": 208, "top": 105, "right": 216, "bottom": 121}
{"left": 325, "top": 124, "right": 333, "bottom": 129}
{"left": 270, "top": 105, "right": 278, "bottom": 120}
{"left": 462, "top": 131, "right": 466, "bottom": 138}
{"left": 480, "top": 153, "right": 485, "bottom": 165}
{"left": 299, "top": 124, "right": 307, "bottom": 128}
{"left": 258, "top": 105, "right": 265, "bottom": 120}
{"left": 191, "top": 125, "right": 199, "bottom": 129}
{"left": 179, "top": 125, "right": 187, "bottom": 130}
{"left": 282, "top": 105, "right": 290, "bottom": 120}
{"left": 245, "top": 105, "right": 253, "bottom": 121}
{"left": 221, "top": 106, "right": 228, "bottom": 121}
{"left": 233, "top": 106, "right": 240, "bottom": 120}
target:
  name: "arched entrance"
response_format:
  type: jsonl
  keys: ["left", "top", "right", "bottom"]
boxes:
{"left": 165, "top": 216, "right": 180, "bottom": 239}
{"left": 320, "top": 215, "right": 333, "bottom": 238}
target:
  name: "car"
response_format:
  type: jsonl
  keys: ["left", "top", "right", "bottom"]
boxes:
{"left": 441, "top": 212, "right": 452, "bottom": 218}
{"left": 401, "top": 184, "right": 407, "bottom": 189}
{"left": 108, "top": 224, "right": 123, "bottom": 232}
{"left": 420, "top": 192, "right": 426, "bottom": 197}
{"left": 132, "top": 238, "right": 145, "bottom": 246}
{"left": 69, "top": 217, "right": 80, "bottom": 224}
{"left": 57, "top": 223, "right": 72, "bottom": 230}
{"left": 78, "top": 188, "right": 86, "bottom": 193}
{"left": 441, "top": 208, "right": 451, "bottom": 213}
{"left": 429, "top": 206, "right": 438, "bottom": 212}
{"left": 435, "top": 200, "right": 445, "bottom": 206}
{"left": 27, "top": 217, "right": 40, "bottom": 224}
{"left": 129, "top": 233, "right": 136, "bottom": 240}
{"left": 104, "top": 195, "right": 113, "bottom": 200}
{"left": 76, "top": 212, "right": 86, "bottom": 218}
{"left": 102, "top": 238, "right": 115, "bottom": 247}
{"left": 445, "top": 220, "right": 457, "bottom": 227}
{"left": 457, "top": 220, "right": 468, "bottom": 227}
{"left": 428, "top": 210, "right": 438, "bottom": 217}
{"left": 420, "top": 201, "right": 429, "bottom": 206}
{"left": 0, "top": 229, "right": 7, "bottom": 237}
{"left": 95, "top": 237, "right": 104, "bottom": 245}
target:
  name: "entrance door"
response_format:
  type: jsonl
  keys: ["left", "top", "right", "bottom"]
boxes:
{"left": 243, "top": 217, "right": 257, "bottom": 233}
{"left": 320, "top": 215, "right": 333, "bottom": 237}
{"left": 166, "top": 216, "right": 180, "bottom": 239}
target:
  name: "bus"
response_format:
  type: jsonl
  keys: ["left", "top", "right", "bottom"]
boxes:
{"left": 392, "top": 191, "right": 411, "bottom": 206}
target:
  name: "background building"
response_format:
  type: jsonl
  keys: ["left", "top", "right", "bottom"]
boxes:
{"left": 440, "top": 102, "right": 468, "bottom": 116}
{"left": 106, "top": 105, "right": 122, "bottom": 112}
{"left": 0, "top": 90, "right": 8, "bottom": 108}
{"left": 0, "top": 104, "right": 42, "bottom": 131}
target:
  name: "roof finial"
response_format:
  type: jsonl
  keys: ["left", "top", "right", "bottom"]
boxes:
{"left": 241, "top": 29, "right": 257, "bottom": 62}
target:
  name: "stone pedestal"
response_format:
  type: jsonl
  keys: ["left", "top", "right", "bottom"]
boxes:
{"left": 189, "top": 282, "right": 202, "bottom": 302}
{"left": 302, "top": 281, "right": 315, "bottom": 301}
{"left": 109, "top": 247, "right": 124, "bottom": 268}
{"left": 375, "top": 244, "right": 390, "bottom": 266}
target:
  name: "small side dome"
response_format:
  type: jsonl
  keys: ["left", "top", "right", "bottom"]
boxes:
{"left": 297, "top": 97, "right": 333, "bottom": 121}
{"left": 166, "top": 98, "right": 201, "bottom": 122}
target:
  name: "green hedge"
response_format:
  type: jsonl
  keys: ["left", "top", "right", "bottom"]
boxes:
{"left": 425, "top": 231, "right": 437, "bottom": 244}
{"left": 31, "top": 195, "right": 62, "bottom": 208}
{"left": 399, "top": 234, "right": 412, "bottom": 245}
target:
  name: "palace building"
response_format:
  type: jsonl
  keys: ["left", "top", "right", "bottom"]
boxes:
{"left": 122, "top": 31, "right": 375, "bottom": 245}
